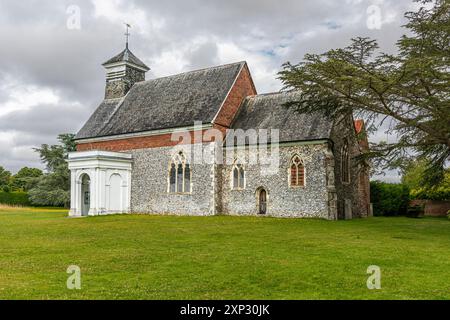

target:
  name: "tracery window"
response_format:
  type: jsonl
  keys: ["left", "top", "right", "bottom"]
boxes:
{"left": 232, "top": 162, "right": 245, "bottom": 190}
{"left": 290, "top": 155, "right": 305, "bottom": 187}
{"left": 169, "top": 152, "right": 191, "bottom": 193}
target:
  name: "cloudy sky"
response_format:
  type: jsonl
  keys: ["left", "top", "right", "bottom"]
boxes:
{"left": 0, "top": 0, "right": 419, "bottom": 181}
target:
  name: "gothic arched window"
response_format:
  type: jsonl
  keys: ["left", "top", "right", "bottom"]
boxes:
{"left": 168, "top": 152, "right": 191, "bottom": 193}
{"left": 341, "top": 141, "right": 350, "bottom": 183}
{"left": 232, "top": 162, "right": 245, "bottom": 190}
{"left": 290, "top": 155, "right": 305, "bottom": 187}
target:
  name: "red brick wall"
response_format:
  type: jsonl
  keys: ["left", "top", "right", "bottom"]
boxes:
{"left": 410, "top": 200, "right": 450, "bottom": 217}
{"left": 77, "top": 129, "right": 221, "bottom": 152}
{"left": 213, "top": 63, "right": 257, "bottom": 128}
{"left": 77, "top": 63, "right": 257, "bottom": 152}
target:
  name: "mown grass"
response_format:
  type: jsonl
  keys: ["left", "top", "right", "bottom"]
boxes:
{"left": 0, "top": 207, "right": 449, "bottom": 300}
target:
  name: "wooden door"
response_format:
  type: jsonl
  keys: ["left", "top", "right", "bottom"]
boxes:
{"left": 259, "top": 189, "right": 267, "bottom": 215}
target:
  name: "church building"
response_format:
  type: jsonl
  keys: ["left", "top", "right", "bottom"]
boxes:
{"left": 68, "top": 43, "right": 371, "bottom": 220}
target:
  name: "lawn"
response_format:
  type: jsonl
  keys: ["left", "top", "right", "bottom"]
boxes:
{"left": 0, "top": 207, "right": 449, "bottom": 300}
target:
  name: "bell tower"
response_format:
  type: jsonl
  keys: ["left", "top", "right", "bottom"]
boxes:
{"left": 102, "top": 24, "right": 150, "bottom": 100}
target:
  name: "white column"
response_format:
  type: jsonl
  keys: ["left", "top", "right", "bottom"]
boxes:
{"left": 69, "top": 170, "right": 77, "bottom": 217}
{"left": 99, "top": 169, "right": 106, "bottom": 214}
{"left": 127, "top": 170, "right": 132, "bottom": 213}
{"left": 74, "top": 173, "right": 82, "bottom": 217}
{"left": 88, "top": 169, "right": 96, "bottom": 216}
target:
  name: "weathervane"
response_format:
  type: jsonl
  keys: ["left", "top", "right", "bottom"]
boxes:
{"left": 124, "top": 23, "right": 131, "bottom": 49}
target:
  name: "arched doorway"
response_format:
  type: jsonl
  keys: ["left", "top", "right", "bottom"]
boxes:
{"left": 258, "top": 188, "right": 267, "bottom": 215}
{"left": 81, "top": 174, "right": 91, "bottom": 216}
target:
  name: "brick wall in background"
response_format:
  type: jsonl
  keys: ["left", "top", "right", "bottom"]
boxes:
{"left": 410, "top": 200, "right": 450, "bottom": 217}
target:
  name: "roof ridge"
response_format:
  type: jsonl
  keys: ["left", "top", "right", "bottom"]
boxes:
{"left": 135, "top": 61, "right": 246, "bottom": 86}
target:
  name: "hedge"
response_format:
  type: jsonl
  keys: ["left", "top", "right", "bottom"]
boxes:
{"left": 0, "top": 191, "right": 31, "bottom": 206}
{"left": 410, "top": 187, "right": 450, "bottom": 201}
{"left": 370, "top": 181, "right": 410, "bottom": 216}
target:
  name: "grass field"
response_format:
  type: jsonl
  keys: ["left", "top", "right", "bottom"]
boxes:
{"left": 0, "top": 206, "right": 449, "bottom": 300}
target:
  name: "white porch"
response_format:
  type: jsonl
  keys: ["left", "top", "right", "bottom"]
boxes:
{"left": 67, "top": 150, "right": 133, "bottom": 217}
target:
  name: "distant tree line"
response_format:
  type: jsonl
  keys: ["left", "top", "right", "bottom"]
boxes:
{"left": 0, "top": 134, "right": 76, "bottom": 207}
{"left": 401, "top": 160, "right": 450, "bottom": 201}
{"left": 0, "top": 166, "right": 43, "bottom": 193}
{"left": 371, "top": 161, "right": 450, "bottom": 217}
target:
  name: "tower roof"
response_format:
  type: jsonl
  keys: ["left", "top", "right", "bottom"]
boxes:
{"left": 102, "top": 47, "right": 150, "bottom": 71}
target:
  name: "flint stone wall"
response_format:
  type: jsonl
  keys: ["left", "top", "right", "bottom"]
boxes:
{"left": 130, "top": 145, "right": 215, "bottom": 216}
{"left": 220, "top": 144, "right": 332, "bottom": 218}
{"left": 129, "top": 143, "right": 333, "bottom": 219}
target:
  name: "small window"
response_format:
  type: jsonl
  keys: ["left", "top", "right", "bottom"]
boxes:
{"left": 168, "top": 152, "right": 191, "bottom": 193}
{"left": 290, "top": 155, "right": 305, "bottom": 187}
{"left": 232, "top": 162, "right": 245, "bottom": 190}
{"left": 233, "top": 167, "right": 239, "bottom": 188}
{"left": 169, "top": 163, "right": 176, "bottom": 193}
{"left": 341, "top": 141, "right": 350, "bottom": 183}
{"left": 184, "top": 164, "right": 191, "bottom": 193}
{"left": 239, "top": 166, "right": 245, "bottom": 189}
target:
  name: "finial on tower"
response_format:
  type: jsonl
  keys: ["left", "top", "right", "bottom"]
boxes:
{"left": 124, "top": 23, "right": 131, "bottom": 49}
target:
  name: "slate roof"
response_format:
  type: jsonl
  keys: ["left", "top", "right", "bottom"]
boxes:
{"left": 230, "top": 91, "right": 334, "bottom": 143}
{"left": 76, "top": 99, "right": 124, "bottom": 140}
{"left": 102, "top": 47, "right": 150, "bottom": 70}
{"left": 76, "top": 61, "right": 246, "bottom": 140}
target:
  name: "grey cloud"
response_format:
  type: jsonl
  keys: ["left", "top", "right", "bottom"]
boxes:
{"left": 187, "top": 42, "right": 220, "bottom": 70}
{"left": 0, "top": 148, "right": 44, "bottom": 174}
{"left": 0, "top": 0, "right": 414, "bottom": 182}
{"left": 372, "top": 169, "right": 402, "bottom": 183}
{"left": 0, "top": 103, "right": 90, "bottom": 136}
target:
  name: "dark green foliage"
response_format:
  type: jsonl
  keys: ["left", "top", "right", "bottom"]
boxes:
{"left": 403, "top": 160, "right": 450, "bottom": 200}
{"left": 34, "top": 134, "right": 76, "bottom": 172}
{"left": 28, "top": 166, "right": 69, "bottom": 207}
{"left": 0, "top": 166, "right": 12, "bottom": 189}
{"left": 11, "top": 167, "right": 43, "bottom": 191}
{"left": 0, "top": 191, "right": 31, "bottom": 206}
{"left": 0, "top": 166, "right": 42, "bottom": 192}
{"left": 28, "top": 134, "right": 76, "bottom": 208}
{"left": 410, "top": 187, "right": 450, "bottom": 201}
{"left": 279, "top": 0, "right": 450, "bottom": 186}
{"left": 370, "top": 181, "right": 411, "bottom": 216}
